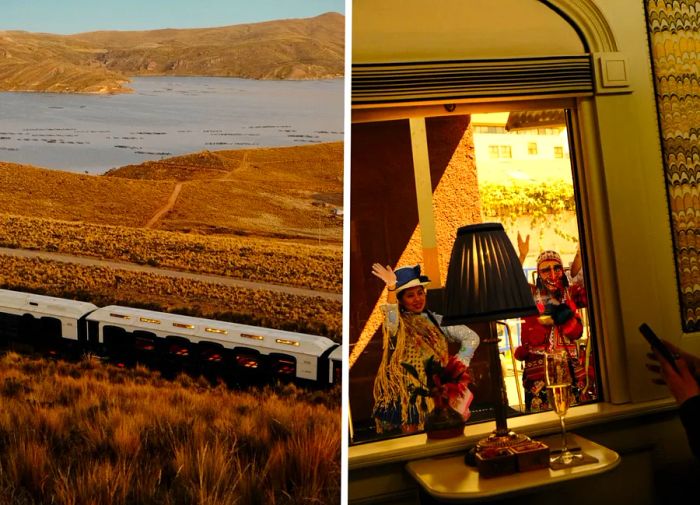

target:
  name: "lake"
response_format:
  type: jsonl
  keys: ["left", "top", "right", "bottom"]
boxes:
{"left": 0, "top": 77, "right": 343, "bottom": 174}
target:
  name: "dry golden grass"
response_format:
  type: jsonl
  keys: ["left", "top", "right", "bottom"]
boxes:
{"left": 0, "top": 142, "right": 343, "bottom": 243}
{"left": 168, "top": 180, "right": 341, "bottom": 241}
{"left": 0, "top": 352, "right": 340, "bottom": 504}
{"left": 0, "top": 254, "right": 340, "bottom": 340}
{"left": 109, "top": 151, "right": 246, "bottom": 181}
{"left": 109, "top": 142, "right": 344, "bottom": 241}
{"left": 0, "top": 162, "right": 174, "bottom": 227}
{"left": 0, "top": 214, "right": 342, "bottom": 292}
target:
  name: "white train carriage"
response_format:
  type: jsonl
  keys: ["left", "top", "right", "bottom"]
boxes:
{"left": 0, "top": 289, "right": 98, "bottom": 346}
{"left": 86, "top": 305, "right": 338, "bottom": 381}
{"left": 328, "top": 345, "right": 342, "bottom": 385}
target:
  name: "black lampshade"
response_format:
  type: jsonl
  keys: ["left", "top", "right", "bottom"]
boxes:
{"left": 442, "top": 223, "right": 538, "bottom": 325}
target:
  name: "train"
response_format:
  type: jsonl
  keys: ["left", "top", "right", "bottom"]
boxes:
{"left": 0, "top": 288, "right": 342, "bottom": 386}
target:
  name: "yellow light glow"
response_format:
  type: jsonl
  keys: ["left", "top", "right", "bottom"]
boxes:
{"left": 275, "top": 338, "right": 300, "bottom": 346}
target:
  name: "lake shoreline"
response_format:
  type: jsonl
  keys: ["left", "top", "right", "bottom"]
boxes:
{"left": 0, "top": 76, "right": 343, "bottom": 174}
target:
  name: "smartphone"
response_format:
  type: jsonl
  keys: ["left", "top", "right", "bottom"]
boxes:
{"left": 639, "top": 323, "right": 680, "bottom": 373}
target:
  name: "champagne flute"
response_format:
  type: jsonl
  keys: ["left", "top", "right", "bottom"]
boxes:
{"left": 544, "top": 351, "right": 577, "bottom": 465}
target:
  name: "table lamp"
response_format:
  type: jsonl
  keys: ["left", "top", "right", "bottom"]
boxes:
{"left": 441, "top": 223, "right": 538, "bottom": 448}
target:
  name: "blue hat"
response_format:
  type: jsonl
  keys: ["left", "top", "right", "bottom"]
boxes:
{"left": 394, "top": 265, "right": 431, "bottom": 294}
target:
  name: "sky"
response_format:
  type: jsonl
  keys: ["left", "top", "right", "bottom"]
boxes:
{"left": 0, "top": 0, "right": 345, "bottom": 34}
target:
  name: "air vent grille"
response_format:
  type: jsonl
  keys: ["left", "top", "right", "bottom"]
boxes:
{"left": 352, "top": 55, "right": 593, "bottom": 105}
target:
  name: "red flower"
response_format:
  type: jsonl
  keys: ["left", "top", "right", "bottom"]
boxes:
{"left": 401, "top": 355, "right": 472, "bottom": 409}
{"left": 427, "top": 355, "right": 471, "bottom": 405}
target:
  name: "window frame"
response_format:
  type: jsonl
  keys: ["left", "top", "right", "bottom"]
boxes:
{"left": 348, "top": 85, "right": 682, "bottom": 462}
{"left": 348, "top": 0, "right": 691, "bottom": 475}
{"left": 348, "top": 98, "right": 601, "bottom": 444}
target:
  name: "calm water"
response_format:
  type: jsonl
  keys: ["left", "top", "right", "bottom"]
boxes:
{"left": 0, "top": 77, "right": 343, "bottom": 174}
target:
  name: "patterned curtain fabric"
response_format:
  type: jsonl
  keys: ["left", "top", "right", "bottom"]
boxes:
{"left": 646, "top": 0, "right": 700, "bottom": 331}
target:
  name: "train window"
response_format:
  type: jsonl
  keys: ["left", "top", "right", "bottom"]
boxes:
{"left": 165, "top": 337, "right": 190, "bottom": 357}
{"left": 270, "top": 355, "right": 296, "bottom": 375}
{"left": 333, "top": 364, "right": 341, "bottom": 384}
{"left": 135, "top": 338, "right": 156, "bottom": 351}
{"left": 103, "top": 325, "right": 130, "bottom": 349}
{"left": 199, "top": 345, "right": 224, "bottom": 363}
{"left": 133, "top": 331, "right": 158, "bottom": 352}
{"left": 0, "top": 312, "right": 21, "bottom": 341}
{"left": 236, "top": 356, "right": 260, "bottom": 368}
{"left": 109, "top": 313, "right": 131, "bottom": 319}
{"left": 234, "top": 349, "right": 262, "bottom": 369}
{"left": 169, "top": 345, "right": 189, "bottom": 357}
{"left": 39, "top": 317, "right": 62, "bottom": 340}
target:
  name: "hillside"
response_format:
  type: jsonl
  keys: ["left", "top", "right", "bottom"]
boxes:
{"left": 0, "top": 32, "right": 129, "bottom": 93}
{"left": 0, "top": 142, "right": 343, "bottom": 242}
{"left": 0, "top": 161, "right": 174, "bottom": 226}
{"left": 107, "top": 142, "right": 343, "bottom": 240}
{"left": 0, "top": 13, "right": 344, "bottom": 93}
{"left": 0, "top": 142, "right": 343, "bottom": 334}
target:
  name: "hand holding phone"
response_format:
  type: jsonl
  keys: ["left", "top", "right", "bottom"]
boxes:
{"left": 639, "top": 323, "right": 680, "bottom": 373}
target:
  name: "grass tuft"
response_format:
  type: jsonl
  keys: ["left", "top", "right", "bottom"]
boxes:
{"left": 0, "top": 352, "right": 340, "bottom": 504}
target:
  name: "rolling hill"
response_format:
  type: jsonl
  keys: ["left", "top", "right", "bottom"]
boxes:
{"left": 0, "top": 142, "right": 343, "bottom": 242}
{"left": 0, "top": 13, "right": 344, "bottom": 93}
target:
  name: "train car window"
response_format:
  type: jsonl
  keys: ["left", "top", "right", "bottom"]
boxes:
{"left": 269, "top": 353, "right": 297, "bottom": 376}
{"left": 198, "top": 343, "right": 225, "bottom": 363}
{"left": 0, "top": 312, "right": 21, "bottom": 341}
{"left": 20, "top": 314, "right": 39, "bottom": 341}
{"left": 165, "top": 336, "right": 190, "bottom": 357}
{"left": 103, "top": 325, "right": 130, "bottom": 350}
{"left": 39, "top": 317, "right": 62, "bottom": 340}
{"left": 133, "top": 331, "right": 158, "bottom": 352}
{"left": 233, "top": 348, "right": 263, "bottom": 369}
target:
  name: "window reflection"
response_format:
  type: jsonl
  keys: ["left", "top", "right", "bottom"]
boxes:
{"left": 349, "top": 108, "right": 599, "bottom": 444}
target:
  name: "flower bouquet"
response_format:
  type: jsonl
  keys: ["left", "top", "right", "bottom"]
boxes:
{"left": 402, "top": 355, "right": 473, "bottom": 439}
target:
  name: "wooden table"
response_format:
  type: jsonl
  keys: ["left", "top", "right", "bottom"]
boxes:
{"left": 405, "top": 433, "right": 620, "bottom": 502}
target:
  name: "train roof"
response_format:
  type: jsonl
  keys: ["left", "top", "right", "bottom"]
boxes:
{"left": 329, "top": 345, "right": 343, "bottom": 361}
{"left": 86, "top": 305, "right": 337, "bottom": 354}
{"left": 0, "top": 289, "right": 98, "bottom": 319}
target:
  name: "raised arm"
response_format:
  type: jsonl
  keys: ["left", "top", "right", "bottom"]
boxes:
{"left": 371, "top": 263, "right": 398, "bottom": 303}
{"left": 570, "top": 246, "right": 583, "bottom": 279}
{"left": 372, "top": 263, "right": 400, "bottom": 335}
{"left": 517, "top": 232, "right": 530, "bottom": 265}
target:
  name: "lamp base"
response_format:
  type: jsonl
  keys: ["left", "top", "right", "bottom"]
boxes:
{"left": 477, "top": 430, "right": 531, "bottom": 450}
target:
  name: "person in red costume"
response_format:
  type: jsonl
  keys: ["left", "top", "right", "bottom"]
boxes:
{"left": 514, "top": 235, "right": 589, "bottom": 411}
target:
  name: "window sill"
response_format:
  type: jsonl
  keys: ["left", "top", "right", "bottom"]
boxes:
{"left": 348, "top": 398, "right": 677, "bottom": 470}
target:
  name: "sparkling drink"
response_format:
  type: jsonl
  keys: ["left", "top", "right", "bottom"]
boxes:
{"left": 547, "top": 384, "right": 572, "bottom": 416}
{"left": 544, "top": 351, "right": 581, "bottom": 465}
